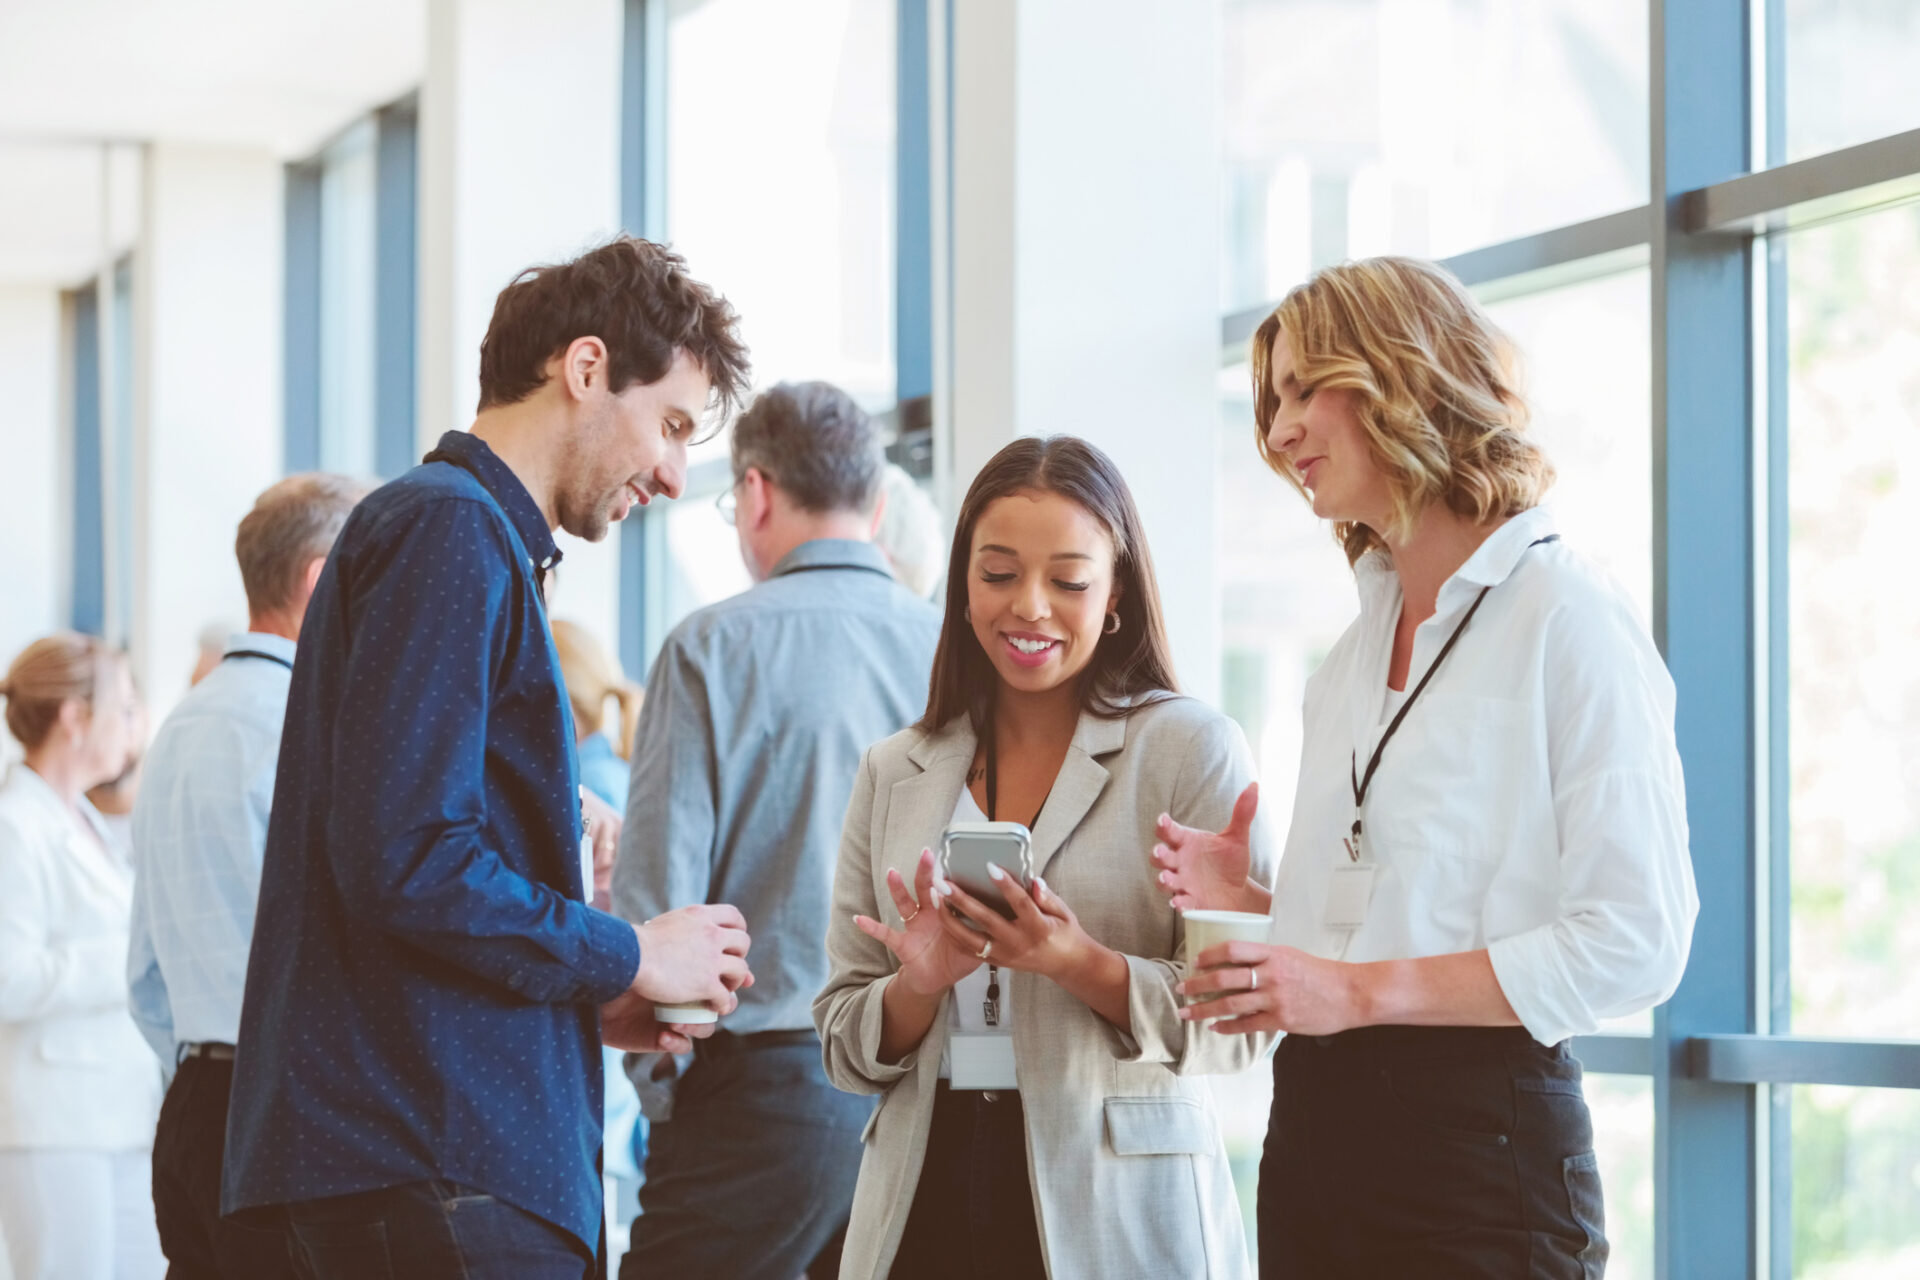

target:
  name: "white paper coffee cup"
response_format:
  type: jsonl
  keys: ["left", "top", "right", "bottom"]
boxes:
{"left": 1180, "top": 909, "right": 1273, "bottom": 996}
{"left": 654, "top": 1004, "right": 719, "bottom": 1025}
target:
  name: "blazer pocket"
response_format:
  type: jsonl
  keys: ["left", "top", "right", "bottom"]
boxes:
{"left": 1102, "top": 1095, "right": 1211, "bottom": 1156}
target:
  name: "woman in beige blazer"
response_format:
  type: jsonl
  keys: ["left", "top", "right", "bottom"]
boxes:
{"left": 815, "top": 437, "right": 1277, "bottom": 1280}
{"left": 0, "top": 634, "right": 164, "bottom": 1279}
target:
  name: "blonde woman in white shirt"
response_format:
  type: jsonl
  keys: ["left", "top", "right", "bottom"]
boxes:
{"left": 1154, "top": 257, "right": 1698, "bottom": 1279}
{"left": 0, "top": 634, "right": 164, "bottom": 1280}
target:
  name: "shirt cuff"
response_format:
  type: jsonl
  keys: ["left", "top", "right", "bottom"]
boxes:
{"left": 580, "top": 907, "right": 643, "bottom": 1005}
{"left": 1487, "top": 927, "right": 1593, "bottom": 1047}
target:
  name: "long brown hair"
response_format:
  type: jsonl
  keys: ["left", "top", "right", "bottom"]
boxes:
{"left": 917, "top": 436, "right": 1179, "bottom": 736}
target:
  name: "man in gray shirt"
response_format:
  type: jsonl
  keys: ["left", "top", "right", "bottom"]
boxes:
{"left": 614, "top": 381, "right": 940, "bottom": 1280}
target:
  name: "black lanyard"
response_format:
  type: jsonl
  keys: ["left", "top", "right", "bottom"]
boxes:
{"left": 979, "top": 708, "right": 1049, "bottom": 1031}
{"left": 222, "top": 649, "right": 293, "bottom": 672}
{"left": 1346, "top": 535, "right": 1558, "bottom": 860}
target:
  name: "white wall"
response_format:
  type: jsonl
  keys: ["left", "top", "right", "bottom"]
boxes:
{"left": 134, "top": 143, "right": 284, "bottom": 717}
{"left": 419, "top": 0, "right": 626, "bottom": 655}
{"left": 945, "top": 0, "right": 1225, "bottom": 704}
{"left": 0, "top": 287, "right": 64, "bottom": 672}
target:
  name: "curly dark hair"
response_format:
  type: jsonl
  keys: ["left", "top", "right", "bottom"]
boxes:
{"left": 475, "top": 235, "right": 751, "bottom": 424}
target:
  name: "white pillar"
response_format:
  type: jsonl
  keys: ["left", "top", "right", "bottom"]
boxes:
{"left": 0, "top": 288, "right": 64, "bottom": 671}
{"left": 419, "top": 0, "right": 626, "bottom": 653}
{"left": 943, "top": 0, "right": 1224, "bottom": 704}
{"left": 133, "top": 143, "right": 285, "bottom": 717}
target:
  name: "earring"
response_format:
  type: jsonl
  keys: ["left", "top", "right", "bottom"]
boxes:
{"left": 1103, "top": 612, "right": 1122, "bottom": 635}
{"left": 964, "top": 607, "right": 972, "bottom": 623}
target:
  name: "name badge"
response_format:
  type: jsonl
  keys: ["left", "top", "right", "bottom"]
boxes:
{"left": 579, "top": 834, "right": 596, "bottom": 903}
{"left": 1321, "top": 863, "right": 1376, "bottom": 931}
{"left": 949, "top": 1033, "right": 1018, "bottom": 1090}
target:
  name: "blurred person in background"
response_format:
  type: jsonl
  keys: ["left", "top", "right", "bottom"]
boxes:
{"left": 222, "top": 236, "right": 755, "bottom": 1280}
{"left": 549, "top": 618, "right": 648, "bottom": 1263}
{"left": 0, "top": 634, "right": 164, "bottom": 1280}
{"left": 874, "top": 461, "right": 946, "bottom": 600}
{"left": 1156, "top": 257, "right": 1697, "bottom": 1278}
{"left": 613, "top": 381, "right": 940, "bottom": 1280}
{"left": 85, "top": 694, "right": 148, "bottom": 860}
{"left": 125, "top": 473, "right": 368, "bottom": 1280}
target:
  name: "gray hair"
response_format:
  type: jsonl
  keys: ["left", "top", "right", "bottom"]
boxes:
{"left": 235, "top": 473, "right": 372, "bottom": 616}
{"left": 875, "top": 464, "right": 946, "bottom": 599}
{"left": 729, "top": 381, "right": 883, "bottom": 515}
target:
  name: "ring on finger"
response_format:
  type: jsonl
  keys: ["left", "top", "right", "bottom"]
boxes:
{"left": 902, "top": 907, "right": 920, "bottom": 925}
{"left": 1247, "top": 967, "right": 1258, "bottom": 992}
{"left": 977, "top": 940, "right": 994, "bottom": 961}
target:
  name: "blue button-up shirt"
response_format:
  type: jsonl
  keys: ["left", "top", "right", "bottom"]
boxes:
{"left": 223, "top": 431, "right": 642, "bottom": 1251}
{"left": 127, "top": 631, "right": 296, "bottom": 1063}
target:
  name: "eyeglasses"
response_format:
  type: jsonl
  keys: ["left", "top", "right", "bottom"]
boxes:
{"left": 715, "top": 481, "right": 740, "bottom": 526}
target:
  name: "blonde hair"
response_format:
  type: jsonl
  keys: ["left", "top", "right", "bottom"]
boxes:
{"left": 550, "top": 620, "right": 643, "bottom": 759}
{"left": 874, "top": 463, "right": 946, "bottom": 599}
{"left": 1250, "top": 256, "right": 1554, "bottom": 565}
{"left": 1, "top": 632, "right": 124, "bottom": 751}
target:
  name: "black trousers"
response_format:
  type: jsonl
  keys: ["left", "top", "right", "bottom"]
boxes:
{"left": 1259, "top": 1026, "right": 1608, "bottom": 1279}
{"left": 151, "top": 1054, "right": 302, "bottom": 1280}
{"left": 888, "top": 1084, "right": 1046, "bottom": 1280}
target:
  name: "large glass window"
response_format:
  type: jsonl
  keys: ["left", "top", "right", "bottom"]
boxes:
{"left": 664, "top": 0, "right": 897, "bottom": 471}
{"left": 1221, "top": 0, "right": 1648, "bottom": 311}
{"left": 317, "top": 119, "right": 379, "bottom": 477}
{"left": 1784, "top": 203, "right": 1920, "bottom": 1043}
{"left": 1784, "top": 0, "right": 1920, "bottom": 163}
{"left": 1790, "top": 1084, "right": 1920, "bottom": 1277}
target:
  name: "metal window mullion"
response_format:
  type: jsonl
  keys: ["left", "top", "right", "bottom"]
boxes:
{"left": 1685, "top": 125, "right": 1920, "bottom": 235}
{"left": 284, "top": 161, "right": 323, "bottom": 474}
{"left": 1688, "top": 1036, "right": 1920, "bottom": 1089}
{"left": 374, "top": 96, "right": 419, "bottom": 481}
{"left": 620, "top": 0, "right": 671, "bottom": 681}
{"left": 897, "top": 0, "right": 934, "bottom": 406}
{"left": 1650, "top": 1, "right": 1761, "bottom": 1277}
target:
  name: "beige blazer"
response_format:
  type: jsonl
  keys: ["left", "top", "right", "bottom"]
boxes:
{"left": 815, "top": 696, "right": 1278, "bottom": 1280}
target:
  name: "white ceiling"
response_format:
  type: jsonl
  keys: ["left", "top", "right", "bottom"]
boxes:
{"left": 0, "top": 0, "right": 426, "bottom": 288}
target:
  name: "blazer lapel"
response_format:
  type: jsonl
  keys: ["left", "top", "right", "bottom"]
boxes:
{"left": 1030, "top": 710, "right": 1126, "bottom": 880}
{"left": 881, "top": 717, "right": 977, "bottom": 901}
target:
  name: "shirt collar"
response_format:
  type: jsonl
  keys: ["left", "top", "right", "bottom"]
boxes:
{"left": 422, "top": 431, "right": 564, "bottom": 579}
{"left": 224, "top": 632, "right": 298, "bottom": 664}
{"left": 1353, "top": 506, "right": 1559, "bottom": 615}
{"left": 768, "top": 538, "right": 895, "bottom": 581}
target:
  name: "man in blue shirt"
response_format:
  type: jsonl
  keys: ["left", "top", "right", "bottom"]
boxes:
{"left": 128, "top": 472, "right": 369, "bottom": 1278}
{"left": 613, "top": 383, "right": 941, "bottom": 1279}
{"left": 222, "top": 237, "right": 755, "bottom": 1279}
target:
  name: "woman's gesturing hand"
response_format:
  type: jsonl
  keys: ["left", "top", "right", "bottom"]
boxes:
{"left": 935, "top": 864, "right": 1096, "bottom": 982}
{"left": 1175, "top": 940, "right": 1366, "bottom": 1037}
{"left": 1151, "top": 781, "right": 1269, "bottom": 914}
{"left": 853, "top": 849, "right": 985, "bottom": 997}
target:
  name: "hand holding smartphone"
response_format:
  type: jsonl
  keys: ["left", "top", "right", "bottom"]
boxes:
{"left": 939, "top": 821, "right": 1034, "bottom": 928}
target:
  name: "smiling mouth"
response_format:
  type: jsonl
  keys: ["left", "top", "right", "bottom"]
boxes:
{"left": 1294, "top": 457, "right": 1324, "bottom": 486}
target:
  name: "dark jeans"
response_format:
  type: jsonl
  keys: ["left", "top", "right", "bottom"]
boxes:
{"left": 888, "top": 1084, "right": 1046, "bottom": 1280}
{"left": 1259, "top": 1026, "right": 1609, "bottom": 1279}
{"left": 151, "top": 1053, "right": 302, "bottom": 1280}
{"left": 622, "top": 1031, "right": 868, "bottom": 1280}
{"left": 284, "top": 1180, "right": 592, "bottom": 1280}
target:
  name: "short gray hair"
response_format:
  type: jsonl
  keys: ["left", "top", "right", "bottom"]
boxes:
{"left": 235, "top": 473, "right": 372, "bottom": 616}
{"left": 729, "top": 381, "right": 883, "bottom": 515}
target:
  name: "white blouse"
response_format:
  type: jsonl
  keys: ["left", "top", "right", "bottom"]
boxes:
{"left": 1268, "top": 508, "right": 1699, "bottom": 1045}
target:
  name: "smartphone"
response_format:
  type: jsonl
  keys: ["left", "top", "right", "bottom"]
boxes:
{"left": 940, "top": 821, "right": 1034, "bottom": 927}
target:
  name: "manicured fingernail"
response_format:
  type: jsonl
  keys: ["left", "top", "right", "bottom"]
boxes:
{"left": 988, "top": 863, "right": 1005, "bottom": 881}
{"left": 1034, "top": 876, "right": 1048, "bottom": 894}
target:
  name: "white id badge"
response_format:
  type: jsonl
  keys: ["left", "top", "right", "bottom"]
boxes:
{"left": 948, "top": 1034, "right": 1018, "bottom": 1090}
{"left": 579, "top": 834, "right": 596, "bottom": 903}
{"left": 1320, "top": 863, "right": 1376, "bottom": 930}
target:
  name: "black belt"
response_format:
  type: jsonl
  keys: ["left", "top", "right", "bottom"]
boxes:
{"left": 177, "top": 1041, "right": 237, "bottom": 1064}
{"left": 693, "top": 1028, "right": 819, "bottom": 1057}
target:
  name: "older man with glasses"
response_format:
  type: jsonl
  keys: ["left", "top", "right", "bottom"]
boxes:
{"left": 613, "top": 381, "right": 941, "bottom": 1280}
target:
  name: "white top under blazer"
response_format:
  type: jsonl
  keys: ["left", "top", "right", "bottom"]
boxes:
{"left": 1267, "top": 507, "right": 1700, "bottom": 1045}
